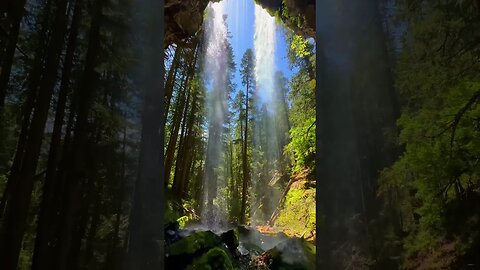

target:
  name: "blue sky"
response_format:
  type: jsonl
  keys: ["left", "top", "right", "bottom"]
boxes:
{"left": 222, "top": 0, "right": 295, "bottom": 93}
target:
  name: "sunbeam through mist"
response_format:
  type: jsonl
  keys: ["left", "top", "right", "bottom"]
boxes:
{"left": 254, "top": 5, "right": 277, "bottom": 107}
{"left": 201, "top": 1, "right": 231, "bottom": 228}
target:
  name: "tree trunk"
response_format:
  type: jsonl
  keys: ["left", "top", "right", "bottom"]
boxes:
{"left": 164, "top": 46, "right": 197, "bottom": 187}
{"left": 228, "top": 141, "right": 234, "bottom": 216}
{"left": 67, "top": 175, "right": 95, "bottom": 270}
{"left": 54, "top": 1, "right": 104, "bottom": 267}
{"left": 268, "top": 178, "right": 297, "bottom": 226}
{"left": 240, "top": 82, "right": 250, "bottom": 224}
{"left": 164, "top": 46, "right": 181, "bottom": 120}
{"left": 172, "top": 74, "right": 195, "bottom": 197}
{"left": 0, "top": 0, "right": 69, "bottom": 267}
{"left": 164, "top": 75, "right": 187, "bottom": 186}
{"left": 84, "top": 181, "right": 103, "bottom": 268}
{"left": 0, "top": 0, "right": 26, "bottom": 108}
{"left": 173, "top": 86, "right": 198, "bottom": 199}
{"left": 0, "top": 0, "right": 53, "bottom": 218}
{"left": 32, "top": 1, "right": 81, "bottom": 268}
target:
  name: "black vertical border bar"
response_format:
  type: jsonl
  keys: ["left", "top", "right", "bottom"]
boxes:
{"left": 159, "top": 0, "right": 165, "bottom": 269}
{"left": 315, "top": 0, "right": 321, "bottom": 269}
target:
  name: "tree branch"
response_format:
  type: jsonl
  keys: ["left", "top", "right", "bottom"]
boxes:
{"left": 428, "top": 90, "right": 480, "bottom": 146}
{"left": 304, "top": 119, "right": 316, "bottom": 139}
{"left": 0, "top": 25, "right": 30, "bottom": 60}
{"left": 449, "top": 90, "right": 480, "bottom": 147}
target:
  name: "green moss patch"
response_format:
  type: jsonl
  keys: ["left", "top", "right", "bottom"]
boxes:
{"left": 274, "top": 181, "right": 316, "bottom": 239}
{"left": 168, "top": 231, "right": 221, "bottom": 256}
{"left": 186, "top": 247, "right": 234, "bottom": 270}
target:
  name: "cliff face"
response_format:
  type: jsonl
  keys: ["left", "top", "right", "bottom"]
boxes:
{"left": 164, "top": 0, "right": 314, "bottom": 47}
{"left": 256, "top": 0, "right": 315, "bottom": 37}
{"left": 164, "top": 0, "right": 211, "bottom": 47}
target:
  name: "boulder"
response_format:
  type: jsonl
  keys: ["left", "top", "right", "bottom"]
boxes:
{"left": 165, "top": 230, "right": 222, "bottom": 269}
{"left": 168, "top": 230, "right": 221, "bottom": 256}
{"left": 221, "top": 228, "right": 239, "bottom": 252}
{"left": 251, "top": 238, "right": 315, "bottom": 270}
{"left": 165, "top": 221, "right": 181, "bottom": 245}
{"left": 186, "top": 247, "right": 234, "bottom": 270}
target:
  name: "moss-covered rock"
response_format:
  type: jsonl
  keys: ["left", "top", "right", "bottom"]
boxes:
{"left": 166, "top": 230, "right": 223, "bottom": 269}
{"left": 186, "top": 247, "right": 234, "bottom": 270}
{"left": 255, "top": 0, "right": 315, "bottom": 37}
{"left": 168, "top": 230, "right": 221, "bottom": 256}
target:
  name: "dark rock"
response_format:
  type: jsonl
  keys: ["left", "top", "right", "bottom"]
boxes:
{"left": 221, "top": 228, "right": 239, "bottom": 252}
{"left": 165, "top": 221, "right": 180, "bottom": 231}
{"left": 164, "top": 0, "right": 210, "bottom": 47}
{"left": 165, "top": 221, "right": 181, "bottom": 244}
{"left": 251, "top": 238, "right": 315, "bottom": 270}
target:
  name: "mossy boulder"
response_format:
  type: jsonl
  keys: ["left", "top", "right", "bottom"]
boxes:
{"left": 166, "top": 230, "right": 223, "bottom": 269}
{"left": 168, "top": 230, "right": 221, "bottom": 256}
{"left": 186, "top": 247, "right": 234, "bottom": 270}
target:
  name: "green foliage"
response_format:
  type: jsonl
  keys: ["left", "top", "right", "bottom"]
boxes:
{"left": 285, "top": 118, "right": 315, "bottom": 173}
{"left": 177, "top": 216, "right": 190, "bottom": 228}
{"left": 240, "top": 49, "right": 254, "bottom": 88}
{"left": 290, "top": 35, "right": 311, "bottom": 58}
{"left": 378, "top": 0, "right": 480, "bottom": 265}
{"left": 165, "top": 198, "right": 183, "bottom": 224}
{"left": 285, "top": 36, "right": 316, "bottom": 173}
{"left": 275, "top": 183, "right": 316, "bottom": 236}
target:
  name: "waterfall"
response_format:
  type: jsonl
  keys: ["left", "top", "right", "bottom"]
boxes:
{"left": 201, "top": 2, "right": 230, "bottom": 228}
{"left": 251, "top": 4, "right": 281, "bottom": 224}
{"left": 254, "top": 4, "right": 276, "bottom": 107}
{"left": 199, "top": 1, "right": 286, "bottom": 227}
